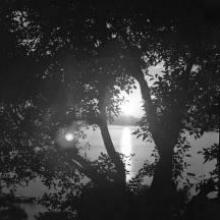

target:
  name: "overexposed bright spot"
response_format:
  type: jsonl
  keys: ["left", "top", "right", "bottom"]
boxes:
{"left": 56, "top": 128, "right": 76, "bottom": 148}
{"left": 65, "top": 133, "right": 74, "bottom": 142}
{"left": 120, "top": 83, "right": 144, "bottom": 117}
{"left": 121, "top": 100, "right": 136, "bottom": 116}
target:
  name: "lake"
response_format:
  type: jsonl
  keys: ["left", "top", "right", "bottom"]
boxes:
{"left": 79, "top": 125, "right": 218, "bottom": 182}
{"left": 16, "top": 125, "right": 219, "bottom": 219}
{"left": 79, "top": 125, "right": 155, "bottom": 181}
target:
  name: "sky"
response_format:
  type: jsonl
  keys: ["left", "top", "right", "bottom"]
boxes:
{"left": 120, "top": 82, "right": 144, "bottom": 117}
{"left": 120, "top": 63, "right": 163, "bottom": 118}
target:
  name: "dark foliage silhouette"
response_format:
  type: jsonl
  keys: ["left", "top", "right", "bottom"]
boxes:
{"left": 1, "top": 0, "right": 219, "bottom": 219}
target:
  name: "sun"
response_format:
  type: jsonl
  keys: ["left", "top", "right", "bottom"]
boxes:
{"left": 121, "top": 100, "right": 135, "bottom": 116}
{"left": 119, "top": 83, "right": 144, "bottom": 117}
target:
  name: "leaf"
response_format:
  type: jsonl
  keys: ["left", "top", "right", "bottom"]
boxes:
{"left": 187, "top": 172, "right": 196, "bottom": 177}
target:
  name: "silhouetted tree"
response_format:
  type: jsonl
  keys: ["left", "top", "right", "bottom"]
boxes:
{"left": 1, "top": 1, "right": 219, "bottom": 219}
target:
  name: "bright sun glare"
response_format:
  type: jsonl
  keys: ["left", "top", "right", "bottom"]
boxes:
{"left": 121, "top": 100, "right": 136, "bottom": 116}
{"left": 119, "top": 83, "right": 144, "bottom": 117}
{"left": 65, "top": 133, "right": 74, "bottom": 142}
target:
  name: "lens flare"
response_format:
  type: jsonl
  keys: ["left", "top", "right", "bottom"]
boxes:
{"left": 65, "top": 133, "right": 74, "bottom": 142}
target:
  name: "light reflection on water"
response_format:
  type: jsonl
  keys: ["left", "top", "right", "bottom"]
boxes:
{"left": 120, "top": 127, "right": 133, "bottom": 181}
{"left": 14, "top": 126, "right": 218, "bottom": 219}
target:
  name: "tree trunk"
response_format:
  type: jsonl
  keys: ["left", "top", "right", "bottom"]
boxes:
{"left": 99, "top": 119, "right": 126, "bottom": 187}
{"left": 72, "top": 154, "right": 110, "bottom": 186}
{"left": 134, "top": 68, "right": 180, "bottom": 195}
{"left": 218, "top": 140, "right": 220, "bottom": 200}
{"left": 151, "top": 141, "right": 175, "bottom": 197}
{"left": 134, "top": 68, "right": 191, "bottom": 220}
{"left": 97, "top": 84, "right": 126, "bottom": 188}
{"left": 134, "top": 68, "right": 159, "bottom": 139}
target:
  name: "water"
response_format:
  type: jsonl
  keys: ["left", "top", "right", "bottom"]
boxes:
{"left": 79, "top": 125, "right": 155, "bottom": 180}
{"left": 15, "top": 125, "right": 218, "bottom": 219}
{"left": 79, "top": 125, "right": 218, "bottom": 181}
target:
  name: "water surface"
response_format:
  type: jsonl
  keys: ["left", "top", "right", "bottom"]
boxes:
{"left": 16, "top": 125, "right": 218, "bottom": 219}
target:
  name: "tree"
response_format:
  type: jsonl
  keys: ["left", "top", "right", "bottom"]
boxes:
{"left": 1, "top": 0, "right": 219, "bottom": 219}
{"left": 14, "top": 0, "right": 220, "bottom": 195}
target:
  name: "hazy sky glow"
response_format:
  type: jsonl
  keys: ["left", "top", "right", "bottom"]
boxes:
{"left": 120, "top": 63, "right": 163, "bottom": 118}
{"left": 120, "top": 82, "right": 144, "bottom": 118}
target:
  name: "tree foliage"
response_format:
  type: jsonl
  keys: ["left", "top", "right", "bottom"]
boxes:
{"left": 1, "top": 0, "right": 219, "bottom": 219}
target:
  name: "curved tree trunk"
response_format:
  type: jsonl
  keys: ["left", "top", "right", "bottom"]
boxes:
{"left": 134, "top": 69, "right": 176, "bottom": 196}
{"left": 134, "top": 70, "right": 178, "bottom": 219}
{"left": 72, "top": 154, "right": 110, "bottom": 186}
{"left": 99, "top": 119, "right": 126, "bottom": 187}
{"left": 97, "top": 84, "right": 126, "bottom": 188}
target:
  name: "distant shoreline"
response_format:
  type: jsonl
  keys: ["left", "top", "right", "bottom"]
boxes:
{"left": 111, "top": 115, "right": 140, "bottom": 126}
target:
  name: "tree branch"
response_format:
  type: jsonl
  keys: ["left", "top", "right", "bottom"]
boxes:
{"left": 71, "top": 154, "right": 109, "bottom": 186}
